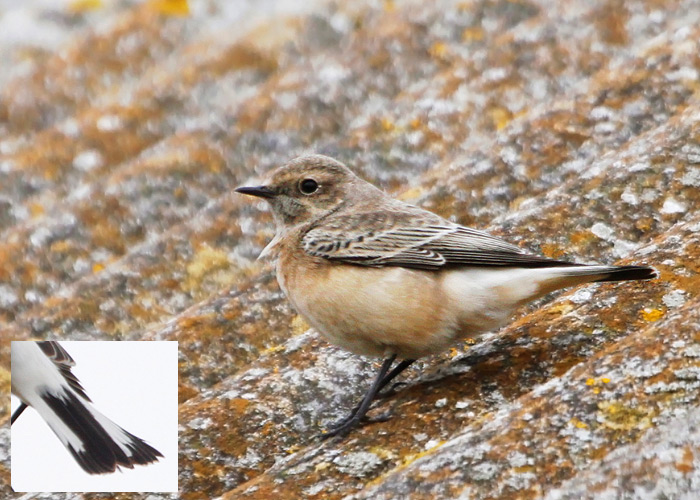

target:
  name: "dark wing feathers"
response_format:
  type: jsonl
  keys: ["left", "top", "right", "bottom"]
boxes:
{"left": 303, "top": 212, "right": 572, "bottom": 270}
{"left": 37, "top": 340, "right": 92, "bottom": 402}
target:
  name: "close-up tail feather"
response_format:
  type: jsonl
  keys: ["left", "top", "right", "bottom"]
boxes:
{"left": 11, "top": 341, "right": 162, "bottom": 475}
{"left": 42, "top": 390, "right": 162, "bottom": 474}
{"left": 592, "top": 265, "right": 658, "bottom": 283}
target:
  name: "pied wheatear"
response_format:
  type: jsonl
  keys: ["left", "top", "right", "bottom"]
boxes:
{"left": 236, "top": 154, "right": 656, "bottom": 437}
{"left": 11, "top": 341, "right": 162, "bottom": 474}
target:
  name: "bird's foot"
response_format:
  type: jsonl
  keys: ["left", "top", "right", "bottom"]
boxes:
{"left": 318, "top": 409, "right": 393, "bottom": 440}
{"left": 378, "top": 381, "right": 408, "bottom": 398}
{"left": 319, "top": 416, "right": 361, "bottom": 440}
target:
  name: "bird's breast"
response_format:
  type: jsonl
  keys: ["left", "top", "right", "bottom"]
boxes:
{"left": 276, "top": 253, "right": 460, "bottom": 357}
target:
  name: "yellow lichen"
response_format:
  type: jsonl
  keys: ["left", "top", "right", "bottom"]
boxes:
{"left": 547, "top": 303, "right": 575, "bottom": 316}
{"left": 69, "top": 0, "right": 102, "bottom": 12}
{"left": 641, "top": 307, "right": 665, "bottom": 322}
{"left": 490, "top": 106, "right": 512, "bottom": 131}
{"left": 397, "top": 440, "right": 446, "bottom": 469}
{"left": 380, "top": 117, "right": 395, "bottom": 132}
{"left": 290, "top": 315, "right": 309, "bottom": 336}
{"left": 184, "top": 244, "right": 235, "bottom": 294}
{"left": 29, "top": 201, "right": 45, "bottom": 217}
{"left": 462, "top": 27, "right": 484, "bottom": 42}
{"left": 50, "top": 240, "right": 72, "bottom": 253}
{"left": 369, "top": 446, "right": 397, "bottom": 461}
{"left": 569, "top": 418, "right": 588, "bottom": 429}
{"left": 429, "top": 42, "right": 448, "bottom": 59}
{"left": 396, "top": 186, "right": 424, "bottom": 201}
{"left": 0, "top": 366, "right": 10, "bottom": 388}
{"left": 261, "top": 344, "right": 285, "bottom": 355}
{"left": 314, "top": 461, "right": 331, "bottom": 472}
{"left": 148, "top": 0, "right": 189, "bottom": 16}
{"left": 597, "top": 401, "right": 654, "bottom": 431}
{"left": 367, "top": 440, "right": 446, "bottom": 488}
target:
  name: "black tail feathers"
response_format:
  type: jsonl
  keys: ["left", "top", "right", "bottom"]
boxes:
{"left": 593, "top": 265, "right": 658, "bottom": 283}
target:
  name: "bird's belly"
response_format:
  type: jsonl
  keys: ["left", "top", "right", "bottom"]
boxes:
{"left": 288, "top": 265, "right": 446, "bottom": 357}
{"left": 280, "top": 261, "right": 518, "bottom": 358}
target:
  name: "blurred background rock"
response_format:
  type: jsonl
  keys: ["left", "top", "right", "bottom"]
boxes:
{"left": 0, "top": 0, "right": 698, "bottom": 498}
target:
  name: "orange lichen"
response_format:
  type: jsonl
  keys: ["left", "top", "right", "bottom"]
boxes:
{"left": 675, "top": 445, "right": 695, "bottom": 474}
{"left": 229, "top": 398, "right": 251, "bottom": 415}
{"left": 178, "top": 383, "right": 199, "bottom": 404}
{"left": 540, "top": 243, "right": 566, "bottom": 259}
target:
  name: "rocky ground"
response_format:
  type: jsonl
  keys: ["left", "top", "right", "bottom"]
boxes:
{"left": 1, "top": 0, "right": 698, "bottom": 498}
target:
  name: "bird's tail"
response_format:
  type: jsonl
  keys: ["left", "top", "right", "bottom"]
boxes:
{"left": 530, "top": 264, "right": 657, "bottom": 298}
{"left": 587, "top": 265, "right": 658, "bottom": 282}
{"left": 33, "top": 389, "right": 162, "bottom": 474}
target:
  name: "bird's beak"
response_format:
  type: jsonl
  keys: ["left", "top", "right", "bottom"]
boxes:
{"left": 235, "top": 185, "right": 276, "bottom": 199}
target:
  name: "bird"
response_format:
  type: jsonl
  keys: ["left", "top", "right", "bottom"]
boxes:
{"left": 235, "top": 154, "right": 657, "bottom": 438}
{"left": 10, "top": 341, "right": 163, "bottom": 474}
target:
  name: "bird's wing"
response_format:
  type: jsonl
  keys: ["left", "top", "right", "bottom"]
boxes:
{"left": 37, "top": 341, "right": 91, "bottom": 401}
{"left": 303, "top": 211, "right": 571, "bottom": 270}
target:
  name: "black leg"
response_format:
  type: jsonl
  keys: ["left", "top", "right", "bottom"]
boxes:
{"left": 376, "top": 358, "right": 415, "bottom": 395}
{"left": 337, "top": 358, "right": 417, "bottom": 426}
{"left": 343, "top": 358, "right": 417, "bottom": 421}
{"left": 322, "top": 355, "right": 408, "bottom": 439}
{"left": 11, "top": 402, "right": 27, "bottom": 425}
{"left": 327, "top": 358, "right": 417, "bottom": 433}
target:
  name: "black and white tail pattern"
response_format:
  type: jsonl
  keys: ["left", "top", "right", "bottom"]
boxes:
{"left": 11, "top": 341, "right": 162, "bottom": 474}
{"left": 588, "top": 265, "right": 658, "bottom": 282}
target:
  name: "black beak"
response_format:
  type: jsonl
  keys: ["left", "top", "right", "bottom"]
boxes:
{"left": 235, "top": 185, "right": 276, "bottom": 199}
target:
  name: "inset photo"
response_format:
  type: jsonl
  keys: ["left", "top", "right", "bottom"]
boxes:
{"left": 10, "top": 341, "right": 178, "bottom": 492}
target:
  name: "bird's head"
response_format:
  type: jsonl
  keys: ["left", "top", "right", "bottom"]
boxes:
{"left": 236, "top": 154, "right": 379, "bottom": 228}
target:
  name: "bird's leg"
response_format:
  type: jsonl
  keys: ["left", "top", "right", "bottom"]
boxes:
{"left": 346, "top": 358, "right": 417, "bottom": 425}
{"left": 325, "top": 358, "right": 416, "bottom": 433}
{"left": 322, "top": 355, "right": 415, "bottom": 439}
{"left": 339, "top": 359, "right": 417, "bottom": 424}
{"left": 375, "top": 358, "right": 416, "bottom": 397}
{"left": 322, "top": 355, "right": 396, "bottom": 439}
{"left": 11, "top": 402, "right": 28, "bottom": 425}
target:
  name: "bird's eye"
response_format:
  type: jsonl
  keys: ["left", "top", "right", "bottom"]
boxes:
{"left": 299, "top": 178, "right": 319, "bottom": 195}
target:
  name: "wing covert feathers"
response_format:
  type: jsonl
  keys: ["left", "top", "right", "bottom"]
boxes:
{"left": 302, "top": 210, "right": 656, "bottom": 279}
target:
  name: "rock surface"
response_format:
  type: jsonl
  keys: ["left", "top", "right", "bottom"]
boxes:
{"left": 1, "top": 0, "right": 698, "bottom": 498}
